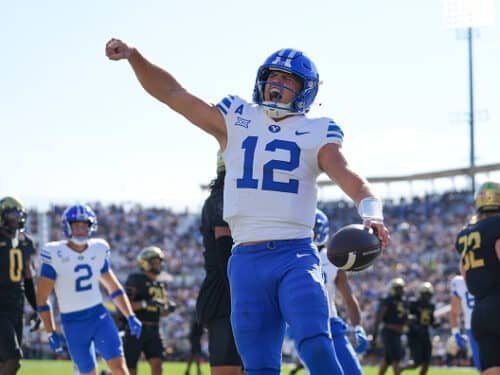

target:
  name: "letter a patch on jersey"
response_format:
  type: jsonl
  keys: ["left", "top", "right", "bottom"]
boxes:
{"left": 234, "top": 104, "right": 244, "bottom": 115}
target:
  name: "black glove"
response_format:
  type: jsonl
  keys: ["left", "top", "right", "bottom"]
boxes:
{"left": 29, "top": 312, "right": 42, "bottom": 332}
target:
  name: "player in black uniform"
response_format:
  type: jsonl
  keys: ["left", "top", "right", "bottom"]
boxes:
{"left": 195, "top": 153, "right": 243, "bottom": 375}
{"left": 185, "top": 313, "right": 205, "bottom": 375}
{"left": 401, "top": 282, "right": 437, "bottom": 375}
{"left": 455, "top": 181, "right": 500, "bottom": 374}
{"left": 372, "top": 277, "right": 409, "bottom": 375}
{"left": 0, "top": 197, "right": 39, "bottom": 375}
{"left": 123, "top": 246, "right": 176, "bottom": 375}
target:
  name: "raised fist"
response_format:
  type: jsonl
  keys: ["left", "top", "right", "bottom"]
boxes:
{"left": 105, "top": 38, "right": 132, "bottom": 60}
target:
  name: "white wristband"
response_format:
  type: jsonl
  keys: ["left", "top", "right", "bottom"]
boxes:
{"left": 451, "top": 327, "right": 460, "bottom": 335}
{"left": 358, "top": 197, "right": 384, "bottom": 223}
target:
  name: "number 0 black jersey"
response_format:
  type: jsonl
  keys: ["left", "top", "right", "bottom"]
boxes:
{"left": 455, "top": 215, "right": 500, "bottom": 301}
{"left": 0, "top": 232, "right": 36, "bottom": 312}
{"left": 125, "top": 272, "right": 168, "bottom": 324}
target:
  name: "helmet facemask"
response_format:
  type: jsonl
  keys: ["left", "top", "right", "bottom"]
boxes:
{"left": 138, "top": 246, "right": 165, "bottom": 274}
{"left": 62, "top": 204, "right": 98, "bottom": 245}
{"left": 253, "top": 49, "right": 319, "bottom": 119}
{"left": 0, "top": 197, "right": 27, "bottom": 236}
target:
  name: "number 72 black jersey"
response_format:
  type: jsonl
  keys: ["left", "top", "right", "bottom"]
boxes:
{"left": 455, "top": 215, "right": 500, "bottom": 301}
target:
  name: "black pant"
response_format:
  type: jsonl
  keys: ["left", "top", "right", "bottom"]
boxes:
{"left": 207, "top": 317, "right": 242, "bottom": 367}
{"left": 472, "top": 294, "right": 500, "bottom": 371}
{"left": 123, "top": 325, "right": 164, "bottom": 369}
{"left": 0, "top": 311, "right": 23, "bottom": 361}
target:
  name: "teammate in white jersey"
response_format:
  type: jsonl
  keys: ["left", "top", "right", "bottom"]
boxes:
{"left": 450, "top": 274, "right": 480, "bottom": 371}
{"left": 289, "top": 209, "right": 368, "bottom": 375}
{"left": 36, "top": 204, "right": 142, "bottom": 375}
{"left": 106, "top": 40, "right": 390, "bottom": 375}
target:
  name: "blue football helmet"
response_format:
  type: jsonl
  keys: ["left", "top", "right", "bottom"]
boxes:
{"left": 62, "top": 204, "right": 98, "bottom": 244}
{"left": 253, "top": 48, "right": 319, "bottom": 117}
{"left": 313, "top": 209, "right": 330, "bottom": 247}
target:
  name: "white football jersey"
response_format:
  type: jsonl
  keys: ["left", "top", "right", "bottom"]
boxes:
{"left": 40, "top": 239, "right": 110, "bottom": 313}
{"left": 450, "top": 275, "right": 475, "bottom": 330}
{"left": 218, "top": 96, "right": 343, "bottom": 243}
{"left": 319, "top": 250, "right": 339, "bottom": 318}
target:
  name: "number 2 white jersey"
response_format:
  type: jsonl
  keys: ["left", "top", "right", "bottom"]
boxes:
{"left": 40, "top": 239, "right": 110, "bottom": 314}
{"left": 450, "top": 275, "right": 475, "bottom": 330}
{"left": 217, "top": 95, "right": 343, "bottom": 243}
{"left": 319, "top": 249, "right": 339, "bottom": 318}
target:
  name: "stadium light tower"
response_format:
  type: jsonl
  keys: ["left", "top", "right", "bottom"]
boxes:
{"left": 443, "top": 0, "right": 495, "bottom": 194}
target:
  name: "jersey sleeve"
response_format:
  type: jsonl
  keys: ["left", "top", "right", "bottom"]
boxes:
{"left": 39, "top": 244, "right": 57, "bottom": 280}
{"left": 323, "top": 118, "right": 344, "bottom": 146}
{"left": 125, "top": 274, "right": 143, "bottom": 301}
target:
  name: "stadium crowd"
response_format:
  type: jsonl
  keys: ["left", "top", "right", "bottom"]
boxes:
{"left": 20, "top": 189, "right": 475, "bottom": 367}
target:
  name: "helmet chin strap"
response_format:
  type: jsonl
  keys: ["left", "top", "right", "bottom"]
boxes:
{"left": 70, "top": 237, "right": 88, "bottom": 246}
{"left": 262, "top": 103, "right": 302, "bottom": 120}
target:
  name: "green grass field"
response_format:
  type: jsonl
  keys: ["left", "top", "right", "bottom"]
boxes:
{"left": 17, "top": 360, "right": 478, "bottom": 374}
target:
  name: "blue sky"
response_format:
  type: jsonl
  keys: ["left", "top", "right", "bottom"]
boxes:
{"left": 2, "top": 1, "right": 499, "bottom": 212}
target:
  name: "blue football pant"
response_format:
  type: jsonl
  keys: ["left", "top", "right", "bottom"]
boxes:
{"left": 62, "top": 309, "right": 123, "bottom": 373}
{"left": 228, "top": 238, "right": 343, "bottom": 374}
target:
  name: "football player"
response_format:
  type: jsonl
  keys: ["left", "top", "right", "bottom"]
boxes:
{"left": 184, "top": 314, "right": 205, "bottom": 375}
{"left": 0, "top": 196, "right": 39, "bottom": 375}
{"left": 450, "top": 274, "right": 480, "bottom": 371}
{"left": 289, "top": 209, "right": 368, "bottom": 375}
{"left": 195, "top": 152, "right": 243, "bottom": 375}
{"left": 455, "top": 181, "right": 500, "bottom": 374}
{"left": 401, "top": 282, "right": 438, "bottom": 375}
{"left": 106, "top": 39, "right": 391, "bottom": 375}
{"left": 372, "top": 277, "right": 409, "bottom": 375}
{"left": 36, "top": 204, "right": 142, "bottom": 375}
{"left": 123, "top": 246, "right": 176, "bottom": 375}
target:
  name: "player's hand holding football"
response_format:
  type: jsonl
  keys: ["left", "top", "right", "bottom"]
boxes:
{"left": 127, "top": 314, "right": 142, "bottom": 338}
{"left": 363, "top": 219, "right": 390, "bottom": 250}
{"left": 105, "top": 38, "right": 133, "bottom": 60}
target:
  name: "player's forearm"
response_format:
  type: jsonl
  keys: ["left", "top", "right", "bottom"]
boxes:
{"left": 128, "top": 48, "right": 185, "bottom": 107}
{"left": 345, "top": 300, "right": 362, "bottom": 327}
{"left": 38, "top": 309, "right": 56, "bottom": 333}
{"left": 113, "top": 293, "right": 135, "bottom": 318}
{"left": 24, "top": 277, "right": 37, "bottom": 311}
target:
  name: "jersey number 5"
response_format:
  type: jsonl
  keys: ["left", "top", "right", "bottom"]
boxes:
{"left": 237, "top": 136, "right": 300, "bottom": 193}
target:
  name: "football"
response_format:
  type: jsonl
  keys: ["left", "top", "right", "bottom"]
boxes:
{"left": 327, "top": 224, "right": 382, "bottom": 272}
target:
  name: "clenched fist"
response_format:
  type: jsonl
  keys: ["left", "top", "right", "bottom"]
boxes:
{"left": 105, "top": 38, "right": 133, "bottom": 60}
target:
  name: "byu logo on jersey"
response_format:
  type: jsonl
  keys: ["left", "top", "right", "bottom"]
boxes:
{"left": 268, "top": 124, "right": 281, "bottom": 133}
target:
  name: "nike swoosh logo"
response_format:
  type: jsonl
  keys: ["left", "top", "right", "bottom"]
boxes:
{"left": 295, "top": 130, "right": 310, "bottom": 136}
{"left": 296, "top": 253, "right": 311, "bottom": 258}
{"left": 99, "top": 313, "right": 107, "bottom": 319}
